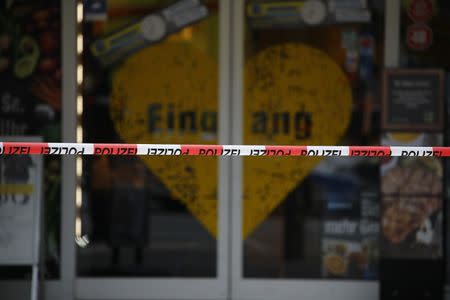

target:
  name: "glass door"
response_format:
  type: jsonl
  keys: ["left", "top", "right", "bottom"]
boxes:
{"left": 75, "top": 1, "right": 231, "bottom": 299}
{"left": 231, "top": 0, "right": 386, "bottom": 299}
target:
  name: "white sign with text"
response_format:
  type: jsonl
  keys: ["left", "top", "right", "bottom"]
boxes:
{"left": 0, "top": 136, "right": 42, "bottom": 265}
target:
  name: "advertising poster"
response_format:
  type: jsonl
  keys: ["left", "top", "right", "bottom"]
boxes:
{"left": 0, "top": 137, "right": 43, "bottom": 265}
{"left": 0, "top": 1, "right": 61, "bottom": 135}
{"left": 381, "top": 133, "right": 443, "bottom": 259}
{"left": 317, "top": 168, "right": 379, "bottom": 279}
{"left": 0, "top": 0, "right": 61, "bottom": 276}
{"left": 381, "top": 68, "right": 444, "bottom": 260}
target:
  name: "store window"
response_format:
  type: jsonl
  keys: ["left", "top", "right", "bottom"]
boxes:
{"left": 79, "top": 0, "right": 220, "bottom": 277}
{"left": 0, "top": 0, "right": 62, "bottom": 279}
{"left": 242, "top": 0, "right": 385, "bottom": 279}
{"left": 396, "top": 0, "right": 450, "bottom": 283}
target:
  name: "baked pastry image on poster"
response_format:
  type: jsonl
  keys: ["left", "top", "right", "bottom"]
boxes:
{"left": 319, "top": 173, "right": 379, "bottom": 279}
{"left": 381, "top": 133, "right": 443, "bottom": 259}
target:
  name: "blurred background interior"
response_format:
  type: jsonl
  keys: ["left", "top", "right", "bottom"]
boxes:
{"left": 1, "top": 0, "right": 450, "bottom": 299}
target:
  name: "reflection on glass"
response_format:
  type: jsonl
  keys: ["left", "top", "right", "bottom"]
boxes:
{"left": 243, "top": 0, "right": 385, "bottom": 279}
{"left": 78, "top": 0, "right": 219, "bottom": 277}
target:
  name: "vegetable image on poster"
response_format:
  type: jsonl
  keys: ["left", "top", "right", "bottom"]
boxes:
{"left": 244, "top": 43, "right": 352, "bottom": 238}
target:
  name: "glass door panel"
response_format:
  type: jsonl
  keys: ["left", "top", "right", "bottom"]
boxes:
{"left": 232, "top": 0, "right": 385, "bottom": 299}
{"left": 77, "top": 1, "right": 230, "bottom": 299}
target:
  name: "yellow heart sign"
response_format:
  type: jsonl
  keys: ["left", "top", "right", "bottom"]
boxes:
{"left": 111, "top": 42, "right": 219, "bottom": 236}
{"left": 110, "top": 42, "right": 352, "bottom": 239}
{"left": 243, "top": 43, "right": 352, "bottom": 238}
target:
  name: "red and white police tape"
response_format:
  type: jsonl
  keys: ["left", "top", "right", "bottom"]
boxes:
{"left": 0, "top": 142, "right": 450, "bottom": 157}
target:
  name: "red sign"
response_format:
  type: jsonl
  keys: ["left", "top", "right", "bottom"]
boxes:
{"left": 406, "top": 23, "right": 433, "bottom": 50}
{"left": 407, "top": 0, "right": 433, "bottom": 22}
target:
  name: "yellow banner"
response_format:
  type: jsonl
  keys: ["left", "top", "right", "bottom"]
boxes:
{"left": 0, "top": 184, "right": 34, "bottom": 195}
